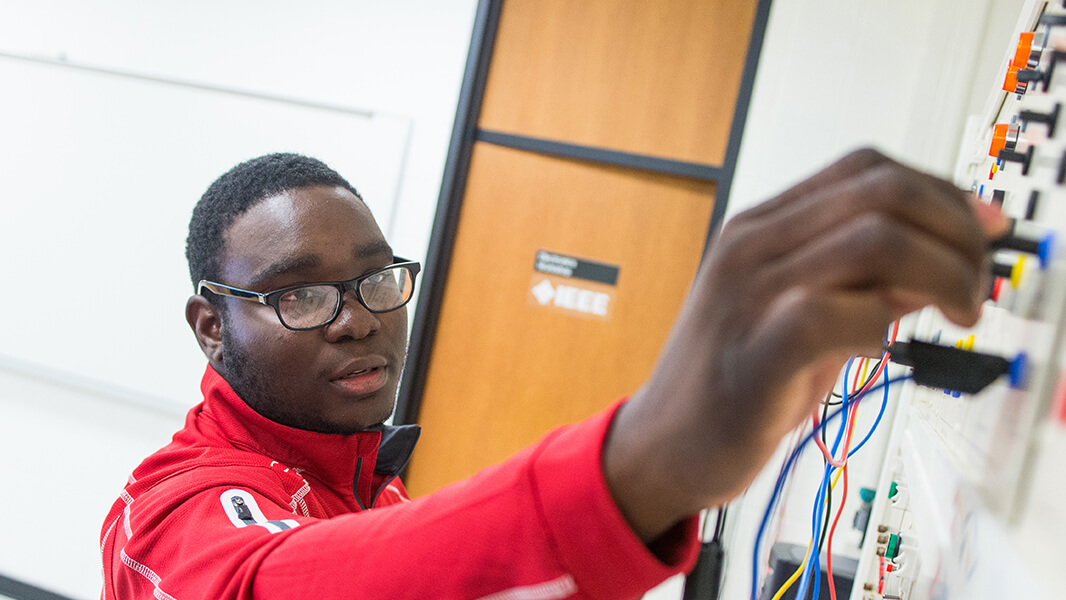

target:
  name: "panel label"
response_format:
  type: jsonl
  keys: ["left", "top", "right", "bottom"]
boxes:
{"left": 529, "top": 276, "right": 614, "bottom": 319}
{"left": 534, "top": 250, "right": 619, "bottom": 286}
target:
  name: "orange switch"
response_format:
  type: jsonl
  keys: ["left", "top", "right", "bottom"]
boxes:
{"left": 1004, "top": 65, "right": 1020, "bottom": 93}
{"left": 1005, "top": 33, "right": 1040, "bottom": 93}
{"left": 1013, "top": 32, "right": 1036, "bottom": 69}
{"left": 989, "top": 123, "right": 1017, "bottom": 157}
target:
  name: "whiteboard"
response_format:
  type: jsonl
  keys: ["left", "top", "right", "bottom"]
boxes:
{"left": 0, "top": 56, "right": 411, "bottom": 409}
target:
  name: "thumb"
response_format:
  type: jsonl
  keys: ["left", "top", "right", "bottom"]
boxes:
{"left": 971, "top": 198, "right": 1011, "bottom": 238}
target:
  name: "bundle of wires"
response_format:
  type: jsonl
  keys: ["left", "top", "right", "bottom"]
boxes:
{"left": 752, "top": 324, "right": 910, "bottom": 600}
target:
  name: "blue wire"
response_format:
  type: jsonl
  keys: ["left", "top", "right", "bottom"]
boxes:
{"left": 813, "top": 363, "right": 893, "bottom": 600}
{"left": 750, "top": 372, "right": 912, "bottom": 600}
{"left": 846, "top": 362, "right": 891, "bottom": 459}
{"left": 797, "top": 359, "right": 855, "bottom": 599}
{"left": 804, "top": 362, "right": 894, "bottom": 599}
{"left": 797, "top": 359, "right": 895, "bottom": 599}
{"left": 802, "top": 466, "right": 834, "bottom": 599}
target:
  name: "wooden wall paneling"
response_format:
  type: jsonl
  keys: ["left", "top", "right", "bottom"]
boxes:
{"left": 403, "top": 142, "right": 715, "bottom": 496}
{"left": 478, "top": 0, "right": 761, "bottom": 165}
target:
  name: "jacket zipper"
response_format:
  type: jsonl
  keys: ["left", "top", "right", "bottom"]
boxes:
{"left": 352, "top": 457, "right": 366, "bottom": 511}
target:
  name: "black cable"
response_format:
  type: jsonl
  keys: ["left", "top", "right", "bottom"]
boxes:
{"left": 828, "top": 357, "right": 884, "bottom": 399}
{"left": 684, "top": 507, "right": 728, "bottom": 600}
{"left": 829, "top": 358, "right": 885, "bottom": 396}
{"left": 817, "top": 399, "right": 833, "bottom": 557}
{"left": 711, "top": 506, "right": 728, "bottom": 542}
{"left": 815, "top": 357, "right": 882, "bottom": 595}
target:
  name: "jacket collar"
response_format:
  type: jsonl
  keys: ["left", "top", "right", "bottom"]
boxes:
{"left": 194, "top": 365, "right": 420, "bottom": 495}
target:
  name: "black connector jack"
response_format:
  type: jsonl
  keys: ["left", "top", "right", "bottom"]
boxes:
{"left": 886, "top": 339, "right": 1026, "bottom": 395}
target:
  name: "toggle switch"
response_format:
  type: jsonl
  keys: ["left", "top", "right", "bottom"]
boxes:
{"left": 1004, "top": 65, "right": 1025, "bottom": 94}
{"left": 1004, "top": 32, "right": 1041, "bottom": 93}
{"left": 1013, "top": 32, "right": 1036, "bottom": 68}
{"left": 989, "top": 123, "right": 1020, "bottom": 157}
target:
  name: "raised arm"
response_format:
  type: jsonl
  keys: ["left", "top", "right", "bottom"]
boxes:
{"left": 603, "top": 149, "right": 1009, "bottom": 542}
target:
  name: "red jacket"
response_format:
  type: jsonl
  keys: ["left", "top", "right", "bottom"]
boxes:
{"left": 100, "top": 366, "right": 699, "bottom": 599}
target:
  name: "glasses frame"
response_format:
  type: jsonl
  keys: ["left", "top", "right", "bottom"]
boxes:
{"left": 197, "top": 257, "right": 421, "bottom": 331}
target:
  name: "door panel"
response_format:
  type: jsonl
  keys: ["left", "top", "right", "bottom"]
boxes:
{"left": 478, "top": 0, "right": 761, "bottom": 165}
{"left": 404, "top": 142, "right": 714, "bottom": 496}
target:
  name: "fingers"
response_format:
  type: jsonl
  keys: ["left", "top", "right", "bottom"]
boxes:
{"left": 739, "top": 289, "right": 895, "bottom": 400}
{"left": 757, "top": 212, "right": 984, "bottom": 326}
{"left": 734, "top": 148, "right": 891, "bottom": 221}
{"left": 971, "top": 197, "right": 1012, "bottom": 237}
{"left": 711, "top": 154, "right": 995, "bottom": 329}
{"left": 615, "top": 149, "right": 1006, "bottom": 525}
{"left": 728, "top": 160, "right": 985, "bottom": 273}
{"left": 715, "top": 288, "right": 897, "bottom": 441}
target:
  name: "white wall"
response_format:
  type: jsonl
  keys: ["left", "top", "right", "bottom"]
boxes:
{"left": 728, "top": 0, "right": 1020, "bottom": 218}
{"left": 0, "top": 2, "right": 477, "bottom": 597}
{"left": 0, "top": 0, "right": 478, "bottom": 409}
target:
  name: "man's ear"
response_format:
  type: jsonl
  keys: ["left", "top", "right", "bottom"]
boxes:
{"left": 186, "top": 295, "right": 224, "bottom": 367}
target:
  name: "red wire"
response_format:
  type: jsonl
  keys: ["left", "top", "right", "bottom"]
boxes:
{"left": 851, "top": 357, "right": 866, "bottom": 394}
{"left": 812, "top": 355, "right": 884, "bottom": 467}
{"left": 827, "top": 463, "right": 849, "bottom": 600}
{"left": 824, "top": 320, "right": 900, "bottom": 598}
{"left": 812, "top": 414, "right": 848, "bottom": 467}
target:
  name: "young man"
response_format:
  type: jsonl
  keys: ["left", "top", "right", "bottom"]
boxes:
{"left": 101, "top": 151, "right": 1003, "bottom": 598}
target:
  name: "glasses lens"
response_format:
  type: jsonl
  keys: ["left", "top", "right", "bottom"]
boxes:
{"left": 360, "top": 265, "right": 414, "bottom": 312}
{"left": 277, "top": 285, "right": 340, "bottom": 329}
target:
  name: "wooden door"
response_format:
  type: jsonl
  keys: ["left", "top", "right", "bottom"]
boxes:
{"left": 399, "top": 0, "right": 769, "bottom": 496}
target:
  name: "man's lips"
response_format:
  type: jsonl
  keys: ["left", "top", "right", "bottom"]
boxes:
{"left": 331, "top": 367, "right": 388, "bottom": 396}
{"left": 330, "top": 356, "right": 389, "bottom": 396}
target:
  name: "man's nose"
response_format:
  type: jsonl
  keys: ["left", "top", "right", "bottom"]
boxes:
{"left": 323, "top": 289, "right": 380, "bottom": 341}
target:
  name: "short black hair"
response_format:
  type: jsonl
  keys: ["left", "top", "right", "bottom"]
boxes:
{"left": 186, "top": 153, "right": 361, "bottom": 290}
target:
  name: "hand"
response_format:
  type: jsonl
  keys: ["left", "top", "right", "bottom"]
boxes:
{"left": 603, "top": 149, "right": 1008, "bottom": 542}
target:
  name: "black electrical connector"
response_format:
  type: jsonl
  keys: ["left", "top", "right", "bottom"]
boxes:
{"left": 989, "top": 227, "right": 1042, "bottom": 254}
{"left": 886, "top": 339, "right": 1024, "bottom": 394}
{"left": 1029, "top": 50, "right": 1066, "bottom": 90}
{"left": 1043, "top": 13, "right": 1066, "bottom": 27}
{"left": 989, "top": 220, "right": 1056, "bottom": 267}
{"left": 683, "top": 509, "right": 727, "bottom": 600}
{"left": 1017, "top": 67, "right": 1047, "bottom": 90}
{"left": 1025, "top": 190, "right": 1040, "bottom": 220}
{"left": 991, "top": 189, "right": 1006, "bottom": 207}
{"left": 992, "top": 261, "right": 1016, "bottom": 280}
{"left": 1019, "top": 103, "right": 1060, "bottom": 137}
{"left": 998, "top": 146, "right": 1034, "bottom": 174}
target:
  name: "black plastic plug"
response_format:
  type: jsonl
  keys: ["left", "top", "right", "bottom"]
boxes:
{"left": 886, "top": 339, "right": 1025, "bottom": 395}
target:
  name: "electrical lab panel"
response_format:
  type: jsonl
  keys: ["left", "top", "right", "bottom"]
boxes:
{"left": 849, "top": 2, "right": 1066, "bottom": 598}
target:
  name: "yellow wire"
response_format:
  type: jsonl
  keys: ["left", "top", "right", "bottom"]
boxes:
{"left": 769, "top": 469, "right": 846, "bottom": 600}
{"left": 771, "top": 541, "right": 811, "bottom": 600}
